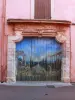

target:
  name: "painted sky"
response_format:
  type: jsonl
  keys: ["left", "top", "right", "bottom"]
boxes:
{"left": 16, "top": 38, "right": 62, "bottom": 61}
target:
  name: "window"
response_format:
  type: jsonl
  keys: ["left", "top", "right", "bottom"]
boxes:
{"left": 34, "top": 0, "right": 51, "bottom": 19}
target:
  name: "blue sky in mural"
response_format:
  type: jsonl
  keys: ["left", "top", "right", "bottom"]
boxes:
{"left": 16, "top": 38, "right": 62, "bottom": 61}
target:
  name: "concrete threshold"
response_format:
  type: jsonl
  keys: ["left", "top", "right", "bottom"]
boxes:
{"left": 0, "top": 81, "right": 72, "bottom": 88}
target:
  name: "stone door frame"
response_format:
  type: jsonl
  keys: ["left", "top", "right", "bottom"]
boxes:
{"left": 7, "top": 23, "right": 71, "bottom": 83}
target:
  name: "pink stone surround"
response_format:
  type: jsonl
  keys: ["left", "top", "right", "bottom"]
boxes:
{"left": 7, "top": 21, "right": 71, "bottom": 83}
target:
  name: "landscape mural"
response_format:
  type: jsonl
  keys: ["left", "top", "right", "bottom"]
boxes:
{"left": 16, "top": 38, "right": 62, "bottom": 81}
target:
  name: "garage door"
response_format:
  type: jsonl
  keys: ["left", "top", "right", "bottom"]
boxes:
{"left": 16, "top": 38, "right": 62, "bottom": 81}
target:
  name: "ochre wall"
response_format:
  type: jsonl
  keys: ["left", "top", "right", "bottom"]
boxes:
{"left": 0, "top": 0, "right": 3, "bottom": 81}
{"left": 6, "top": 0, "right": 34, "bottom": 19}
{"left": 71, "top": 25, "right": 75, "bottom": 82}
{"left": 0, "top": 0, "right": 75, "bottom": 82}
{"left": 6, "top": 0, "right": 75, "bottom": 22}
{"left": 51, "top": 0, "right": 75, "bottom": 22}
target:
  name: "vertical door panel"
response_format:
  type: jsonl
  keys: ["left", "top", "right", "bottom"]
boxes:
{"left": 16, "top": 38, "right": 31, "bottom": 81}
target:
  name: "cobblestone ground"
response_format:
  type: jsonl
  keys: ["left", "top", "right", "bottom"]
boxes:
{"left": 0, "top": 85, "right": 75, "bottom": 100}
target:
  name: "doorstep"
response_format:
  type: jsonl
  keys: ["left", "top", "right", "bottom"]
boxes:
{"left": 0, "top": 81, "right": 72, "bottom": 88}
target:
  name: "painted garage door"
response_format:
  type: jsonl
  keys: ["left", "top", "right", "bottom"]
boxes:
{"left": 16, "top": 38, "right": 62, "bottom": 81}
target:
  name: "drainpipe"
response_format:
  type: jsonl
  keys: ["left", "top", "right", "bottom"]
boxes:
{"left": 1, "top": 0, "right": 7, "bottom": 83}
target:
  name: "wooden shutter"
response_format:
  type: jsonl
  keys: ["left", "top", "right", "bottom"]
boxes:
{"left": 35, "top": 0, "right": 51, "bottom": 19}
